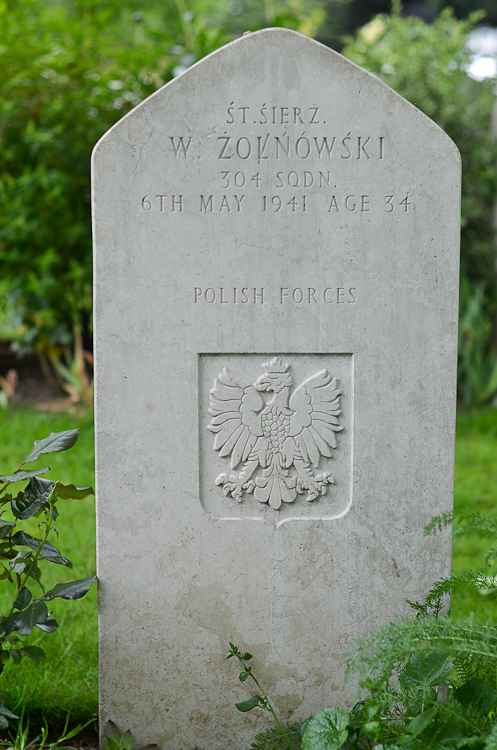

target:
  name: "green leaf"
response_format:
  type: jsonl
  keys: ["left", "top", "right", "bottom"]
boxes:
{"left": 44, "top": 576, "right": 96, "bottom": 601}
{"left": 106, "top": 720, "right": 123, "bottom": 744}
{"left": 0, "top": 468, "right": 50, "bottom": 483}
{"left": 399, "top": 650, "right": 452, "bottom": 689}
{"left": 0, "top": 716, "right": 8, "bottom": 729}
{"left": 300, "top": 717, "right": 312, "bottom": 743}
{"left": 235, "top": 695, "right": 262, "bottom": 712}
{"left": 241, "top": 652, "right": 253, "bottom": 660}
{"left": 121, "top": 730, "right": 133, "bottom": 750}
{"left": 9, "top": 649, "right": 21, "bottom": 665}
{"left": 407, "top": 706, "right": 438, "bottom": 738}
{"left": 36, "top": 617, "right": 58, "bottom": 633}
{"left": 0, "top": 520, "right": 15, "bottom": 539}
{"left": 56, "top": 483, "right": 94, "bottom": 500}
{"left": 302, "top": 708, "right": 348, "bottom": 750}
{"left": 13, "top": 600, "right": 49, "bottom": 636}
{"left": 455, "top": 679, "right": 497, "bottom": 714}
{"left": 13, "top": 588, "right": 32, "bottom": 611}
{"left": 239, "top": 672, "right": 249, "bottom": 682}
{"left": 9, "top": 550, "right": 32, "bottom": 574}
{"left": 28, "top": 562, "right": 43, "bottom": 587}
{"left": 19, "top": 645, "right": 45, "bottom": 661}
{"left": 0, "top": 704, "right": 19, "bottom": 719}
{"left": 11, "top": 477, "right": 55, "bottom": 519}
{"left": 11, "top": 531, "right": 72, "bottom": 567}
{"left": 23, "top": 429, "right": 79, "bottom": 464}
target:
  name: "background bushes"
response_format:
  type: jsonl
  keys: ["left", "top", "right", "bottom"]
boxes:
{"left": 1, "top": 0, "right": 497, "bottom": 405}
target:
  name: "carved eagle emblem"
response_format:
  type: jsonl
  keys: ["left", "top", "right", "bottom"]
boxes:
{"left": 207, "top": 357, "right": 343, "bottom": 510}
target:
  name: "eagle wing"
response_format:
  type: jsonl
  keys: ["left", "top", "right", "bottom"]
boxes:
{"left": 288, "top": 369, "right": 343, "bottom": 467}
{"left": 207, "top": 368, "right": 265, "bottom": 469}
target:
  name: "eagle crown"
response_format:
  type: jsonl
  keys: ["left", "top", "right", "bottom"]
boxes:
{"left": 254, "top": 358, "right": 292, "bottom": 398}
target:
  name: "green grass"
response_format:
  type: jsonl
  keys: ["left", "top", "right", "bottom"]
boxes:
{"left": 451, "top": 409, "right": 497, "bottom": 621}
{"left": 0, "top": 407, "right": 97, "bottom": 730}
{"left": 0, "top": 405, "right": 496, "bottom": 732}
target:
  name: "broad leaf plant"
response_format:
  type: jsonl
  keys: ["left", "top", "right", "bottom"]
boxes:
{"left": 0, "top": 429, "right": 96, "bottom": 727}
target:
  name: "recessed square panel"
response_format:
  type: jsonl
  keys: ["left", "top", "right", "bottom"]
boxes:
{"left": 199, "top": 353, "right": 353, "bottom": 523}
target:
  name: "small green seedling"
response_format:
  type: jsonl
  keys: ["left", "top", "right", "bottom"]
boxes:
{"left": 227, "top": 642, "right": 299, "bottom": 750}
{"left": 103, "top": 720, "right": 157, "bottom": 750}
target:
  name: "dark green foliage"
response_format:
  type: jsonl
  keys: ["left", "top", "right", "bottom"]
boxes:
{"left": 0, "top": 428, "right": 96, "bottom": 727}
{"left": 428, "top": 0, "right": 497, "bottom": 26}
{"left": 0, "top": 0, "right": 230, "bottom": 351}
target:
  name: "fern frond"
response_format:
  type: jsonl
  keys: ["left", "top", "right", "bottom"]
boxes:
{"left": 485, "top": 545, "right": 497, "bottom": 566}
{"left": 484, "top": 720, "right": 497, "bottom": 750}
{"left": 425, "top": 512, "right": 497, "bottom": 539}
{"left": 425, "top": 511, "right": 456, "bottom": 535}
{"left": 346, "top": 616, "right": 497, "bottom": 684}
{"left": 425, "top": 567, "right": 497, "bottom": 605}
{"left": 249, "top": 722, "right": 302, "bottom": 750}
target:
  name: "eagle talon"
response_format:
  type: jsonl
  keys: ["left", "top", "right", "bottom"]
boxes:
{"left": 243, "top": 480, "right": 256, "bottom": 493}
{"left": 296, "top": 479, "right": 306, "bottom": 494}
{"left": 305, "top": 472, "right": 334, "bottom": 502}
{"left": 215, "top": 473, "right": 245, "bottom": 502}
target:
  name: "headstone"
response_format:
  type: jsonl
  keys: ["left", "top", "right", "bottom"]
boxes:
{"left": 92, "top": 29, "right": 460, "bottom": 749}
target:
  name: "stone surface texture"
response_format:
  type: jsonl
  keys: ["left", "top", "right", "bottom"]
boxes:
{"left": 92, "top": 29, "right": 460, "bottom": 750}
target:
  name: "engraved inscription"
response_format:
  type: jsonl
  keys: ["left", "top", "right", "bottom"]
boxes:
{"left": 139, "top": 101, "right": 419, "bottom": 217}
{"left": 194, "top": 287, "right": 265, "bottom": 304}
{"left": 207, "top": 357, "right": 343, "bottom": 510}
{"left": 226, "top": 104, "right": 322, "bottom": 125}
{"left": 140, "top": 192, "right": 412, "bottom": 214}
{"left": 216, "top": 134, "right": 384, "bottom": 161}
{"left": 193, "top": 287, "right": 356, "bottom": 304}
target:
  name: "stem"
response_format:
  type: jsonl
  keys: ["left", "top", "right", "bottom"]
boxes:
{"left": 8, "top": 502, "right": 55, "bottom": 617}
{"left": 250, "top": 672, "right": 299, "bottom": 750}
{"left": 232, "top": 651, "right": 298, "bottom": 750}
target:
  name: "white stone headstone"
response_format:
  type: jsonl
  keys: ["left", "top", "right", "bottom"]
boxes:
{"left": 92, "top": 28, "right": 460, "bottom": 749}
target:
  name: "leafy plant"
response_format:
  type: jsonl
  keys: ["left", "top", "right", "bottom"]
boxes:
{"left": 47, "top": 328, "right": 94, "bottom": 408}
{"left": 0, "top": 429, "right": 96, "bottom": 727}
{"left": 231, "top": 510, "right": 497, "bottom": 750}
{"left": 102, "top": 719, "right": 157, "bottom": 750}
{"left": 227, "top": 643, "right": 301, "bottom": 750}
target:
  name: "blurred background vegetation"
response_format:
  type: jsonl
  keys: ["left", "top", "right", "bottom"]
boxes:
{"left": 1, "top": 0, "right": 497, "bottom": 408}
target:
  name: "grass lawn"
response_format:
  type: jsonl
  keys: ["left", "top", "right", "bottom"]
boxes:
{"left": 0, "top": 405, "right": 495, "bottom": 732}
{"left": 452, "top": 409, "right": 497, "bottom": 621}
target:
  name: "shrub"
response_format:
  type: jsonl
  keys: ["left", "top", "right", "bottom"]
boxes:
{"left": 0, "top": 0, "right": 229, "bottom": 353}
